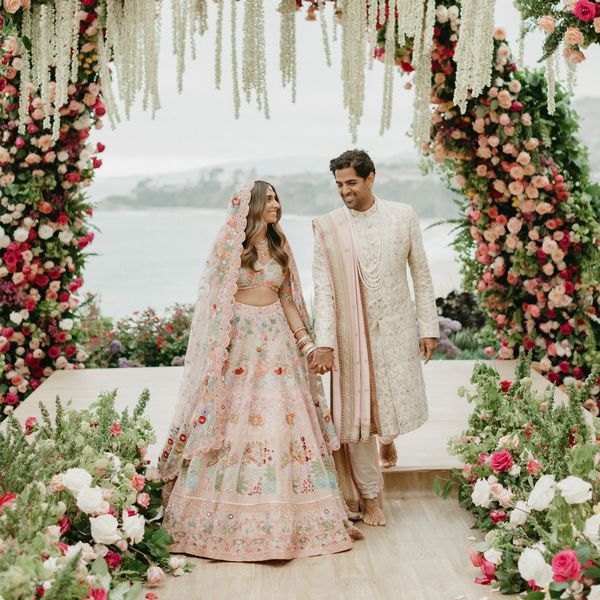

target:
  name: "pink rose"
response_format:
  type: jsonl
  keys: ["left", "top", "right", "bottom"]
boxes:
{"left": 131, "top": 474, "right": 145, "bottom": 492}
{"left": 551, "top": 549, "right": 581, "bottom": 582}
{"left": 25, "top": 416, "right": 37, "bottom": 435}
{"left": 146, "top": 566, "right": 165, "bottom": 585}
{"left": 573, "top": 0, "right": 597, "bottom": 22}
{"left": 490, "top": 450, "right": 513, "bottom": 472}
{"left": 538, "top": 15, "right": 556, "bottom": 32}
{"left": 105, "top": 550, "right": 122, "bottom": 569}
{"left": 111, "top": 423, "right": 122, "bottom": 436}
{"left": 136, "top": 492, "right": 151, "bottom": 509}
{"left": 475, "top": 559, "right": 497, "bottom": 585}
{"left": 468, "top": 546, "right": 483, "bottom": 567}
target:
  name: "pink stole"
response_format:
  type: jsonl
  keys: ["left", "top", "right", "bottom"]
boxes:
{"left": 313, "top": 208, "right": 376, "bottom": 444}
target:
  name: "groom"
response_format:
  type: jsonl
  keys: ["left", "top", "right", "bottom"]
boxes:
{"left": 310, "top": 149, "right": 439, "bottom": 526}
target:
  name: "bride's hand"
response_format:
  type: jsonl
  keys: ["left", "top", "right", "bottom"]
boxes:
{"left": 310, "top": 348, "right": 334, "bottom": 375}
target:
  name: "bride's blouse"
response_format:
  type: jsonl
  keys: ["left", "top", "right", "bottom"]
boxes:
{"left": 236, "top": 259, "right": 293, "bottom": 302}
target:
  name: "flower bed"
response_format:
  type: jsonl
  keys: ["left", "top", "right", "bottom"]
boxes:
{"left": 0, "top": 390, "right": 186, "bottom": 599}
{"left": 445, "top": 355, "right": 600, "bottom": 597}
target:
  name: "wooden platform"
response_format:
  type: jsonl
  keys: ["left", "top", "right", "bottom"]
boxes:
{"left": 11, "top": 360, "right": 555, "bottom": 599}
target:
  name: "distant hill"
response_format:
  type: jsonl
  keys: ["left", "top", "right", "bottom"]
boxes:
{"left": 91, "top": 97, "right": 598, "bottom": 218}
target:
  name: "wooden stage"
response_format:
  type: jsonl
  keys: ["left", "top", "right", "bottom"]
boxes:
{"left": 13, "top": 360, "right": 554, "bottom": 599}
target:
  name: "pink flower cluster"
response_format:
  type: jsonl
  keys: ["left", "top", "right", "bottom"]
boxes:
{"left": 415, "top": 13, "right": 599, "bottom": 394}
{"left": 0, "top": 7, "right": 105, "bottom": 415}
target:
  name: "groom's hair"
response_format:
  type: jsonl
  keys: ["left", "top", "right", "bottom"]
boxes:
{"left": 329, "top": 149, "right": 376, "bottom": 180}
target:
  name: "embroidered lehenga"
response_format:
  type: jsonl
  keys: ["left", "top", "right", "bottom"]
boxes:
{"left": 157, "top": 183, "right": 354, "bottom": 561}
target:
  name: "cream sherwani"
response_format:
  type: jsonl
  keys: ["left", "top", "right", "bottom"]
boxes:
{"left": 313, "top": 198, "right": 439, "bottom": 445}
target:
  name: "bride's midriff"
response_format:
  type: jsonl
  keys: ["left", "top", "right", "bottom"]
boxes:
{"left": 234, "top": 285, "right": 280, "bottom": 307}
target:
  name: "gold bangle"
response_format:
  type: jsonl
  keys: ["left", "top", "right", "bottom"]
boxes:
{"left": 292, "top": 326, "right": 307, "bottom": 338}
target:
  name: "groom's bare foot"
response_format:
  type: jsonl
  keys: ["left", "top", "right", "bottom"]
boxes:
{"left": 379, "top": 441, "right": 397, "bottom": 468}
{"left": 362, "top": 498, "right": 386, "bottom": 526}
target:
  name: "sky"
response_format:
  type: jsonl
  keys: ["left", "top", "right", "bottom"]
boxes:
{"left": 93, "top": 0, "right": 600, "bottom": 178}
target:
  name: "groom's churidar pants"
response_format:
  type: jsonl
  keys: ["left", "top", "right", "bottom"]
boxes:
{"left": 346, "top": 437, "right": 381, "bottom": 499}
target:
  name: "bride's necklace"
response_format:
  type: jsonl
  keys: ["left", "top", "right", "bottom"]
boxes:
{"left": 346, "top": 200, "right": 389, "bottom": 291}
{"left": 254, "top": 237, "right": 271, "bottom": 262}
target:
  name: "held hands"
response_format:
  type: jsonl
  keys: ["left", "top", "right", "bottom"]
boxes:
{"left": 308, "top": 348, "right": 334, "bottom": 375}
{"left": 419, "top": 338, "right": 437, "bottom": 364}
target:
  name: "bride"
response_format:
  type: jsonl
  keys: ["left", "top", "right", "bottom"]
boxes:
{"left": 157, "top": 181, "right": 361, "bottom": 561}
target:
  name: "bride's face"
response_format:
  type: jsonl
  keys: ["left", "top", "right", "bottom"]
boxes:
{"left": 262, "top": 187, "right": 280, "bottom": 225}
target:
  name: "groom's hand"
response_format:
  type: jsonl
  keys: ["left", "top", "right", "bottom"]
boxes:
{"left": 310, "top": 348, "right": 334, "bottom": 375}
{"left": 419, "top": 338, "right": 437, "bottom": 364}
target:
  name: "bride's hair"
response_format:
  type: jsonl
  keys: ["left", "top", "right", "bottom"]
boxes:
{"left": 241, "top": 180, "right": 289, "bottom": 272}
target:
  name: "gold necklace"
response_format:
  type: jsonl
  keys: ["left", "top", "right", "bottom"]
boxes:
{"left": 255, "top": 237, "right": 270, "bottom": 261}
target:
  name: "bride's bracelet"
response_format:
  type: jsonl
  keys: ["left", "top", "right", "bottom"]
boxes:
{"left": 301, "top": 342, "right": 317, "bottom": 357}
{"left": 296, "top": 334, "right": 312, "bottom": 349}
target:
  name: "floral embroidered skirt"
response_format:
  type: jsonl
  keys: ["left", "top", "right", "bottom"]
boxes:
{"left": 163, "top": 301, "right": 353, "bottom": 561}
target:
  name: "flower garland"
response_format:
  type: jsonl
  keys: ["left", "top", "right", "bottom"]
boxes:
{"left": 378, "top": 1, "right": 600, "bottom": 396}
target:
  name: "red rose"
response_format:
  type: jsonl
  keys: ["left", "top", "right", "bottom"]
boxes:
{"left": 573, "top": 0, "right": 597, "bottom": 21}
{"left": 47, "top": 346, "right": 61, "bottom": 359}
{"left": 0, "top": 493, "right": 17, "bottom": 513}
{"left": 558, "top": 361, "right": 570, "bottom": 373}
{"left": 547, "top": 372, "right": 560, "bottom": 384}
{"left": 559, "top": 323, "right": 574, "bottom": 335}
{"left": 92, "top": 157, "right": 103, "bottom": 169}
{"left": 58, "top": 515, "right": 71, "bottom": 535}
{"left": 489, "top": 510, "right": 507, "bottom": 524}
{"left": 35, "top": 274, "right": 50, "bottom": 287}
{"left": 65, "top": 172, "right": 81, "bottom": 184}
{"left": 564, "top": 281, "right": 574, "bottom": 294}
{"left": 25, "top": 416, "right": 37, "bottom": 435}
{"left": 527, "top": 459, "right": 542, "bottom": 475}
{"left": 499, "top": 380, "right": 512, "bottom": 393}
{"left": 104, "top": 550, "right": 122, "bottom": 569}
{"left": 65, "top": 345, "right": 77, "bottom": 358}
{"left": 490, "top": 450, "right": 513, "bottom": 472}
{"left": 511, "top": 101, "right": 524, "bottom": 111}
{"left": 551, "top": 549, "right": 581, "bottom": 582}
{"left": 573, "top": 367, "right": 584, "bottom": 379}
{"left": 96, "top": 142, "right": 105, "bottom": 153}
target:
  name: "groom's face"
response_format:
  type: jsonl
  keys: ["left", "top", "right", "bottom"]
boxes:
{"left": 334, "top": 167, "right": 375, "bottom": 211}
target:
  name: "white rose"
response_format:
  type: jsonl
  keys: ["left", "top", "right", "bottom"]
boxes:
{"left": 589, "top": 585, "right": 600, "bottom": 600}
{"left": 57, "top": 151, "right": 69, "bottom": 162}
{"left": 447, "top": 5, "right": 459, "bottom": 20}
{"left": 90, "top": 514, "right": 121, "bottom": 545}
{"left": 471, "top": 478, "right": 491, "bottom": 508}
{"left": 527, "top": 475, "right": 555, "bottom": 511}
{"left": 59, "top": 318, "right": 74, "bottom": 331}
{"left": 13, "top": 227, "right": 29, "bottom": 242}
{"left": 509, "top": 464, "right": 521, "bottom": 477}
{"left": 43, "top": 557, "right": 59, "bottom": 574}
{"left": 62, "top": 468, "right": 93, "bottom": 495}
{"left": 168, "top": 556, "right": 186, "bottom": 571}
{"left": 484, "top": 548, "right": 503, "bottom": 565}
{"left": 66, "top": 541, "right": 97, "bottom": 562}
{"left": 38, "top": 224, "right": 54, "bottom": 240}
{"left": 435, "top": 5, "right": 449, "bottom": 22}
{"left": 584, "top": 513, "right": 600, "bottom": 549}
{"left": 510, "top": 501, "right": 530, "bottom": 526}
{"left": 9, "top": 311, "right": 22, "bottom": 325}
{"left": 518, "top": 548, "right": 553, "bottom": 588}
{"left": 76, "top": 487, "right": 108, "bottom": 515}
{"left": 122, "top": 512, "right": 145, "bottom": 544}
{"left": 556, "top": 476, "right": 592, "bottom": 505}
{"left": 58, "top": 229, "right": 74, "bottom": 244}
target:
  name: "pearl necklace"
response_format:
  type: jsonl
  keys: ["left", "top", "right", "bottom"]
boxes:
{"left": 255, "top": 237, "right": 270, "bottom": 262}
{"left": 346, "top": 200, "right": 389, "bottom": 291}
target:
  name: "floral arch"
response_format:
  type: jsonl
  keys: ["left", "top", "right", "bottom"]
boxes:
{"left": 0, "top": 0, "right": 599, "bottom": 418}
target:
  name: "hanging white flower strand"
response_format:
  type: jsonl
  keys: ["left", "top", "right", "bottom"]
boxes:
{"left": 17, "top": 4, "right": 32, "bottom": 134}
{"left": 411, "top": 0, "right": 436, "bottom": 151}
{"left": 231, "top": 0, "right": 241, "bottom": 118}
{"left": 242, "top": 0, "right": 270, "bottom": 118}
{"left": 215, "top": 0, "right": 224, "bottom": 90}
{"left": 341, "top": 0, "right": 368, "bottom": 142}
{"left": 545, "top": 51, "right": 556, "bottom": 115}
{"left": 379, "top": 0, "right": 397, "bottom": 136}
{"left": 279, "top": 0, "right": 297, "bottom": 103}
{"left": 317, "top": 0, "right": 332, "bottom": 68}
{"left": 452, "top": 0, "right": 496, "bottom": 113}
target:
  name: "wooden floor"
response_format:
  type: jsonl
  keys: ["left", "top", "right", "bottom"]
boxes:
{"left": 11, "top": 360, "right": 553, "bottom": 599}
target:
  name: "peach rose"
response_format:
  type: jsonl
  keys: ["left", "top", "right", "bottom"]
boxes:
{"left": 507, "top": 217, "right": 523, "bottom": 234}
{"left": 3, "top": 0, "right": 22, "bottom": 14}
{"left": 595, "top": 17, "right": 600, "bottom": 34}
{"left": 525, "top": 185, "right": 539, "bottom": 199}
{"left": 510, "top": 165, "right": 525, "bottom": 180}
{"left": 508, "top": 181, "right": 524, "bottom": 196}
{"left": 564, "top": 27, "right": 585, "bottom": 46}
{"left": 538, "top": 15, "right": 556, "bottom": 33}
